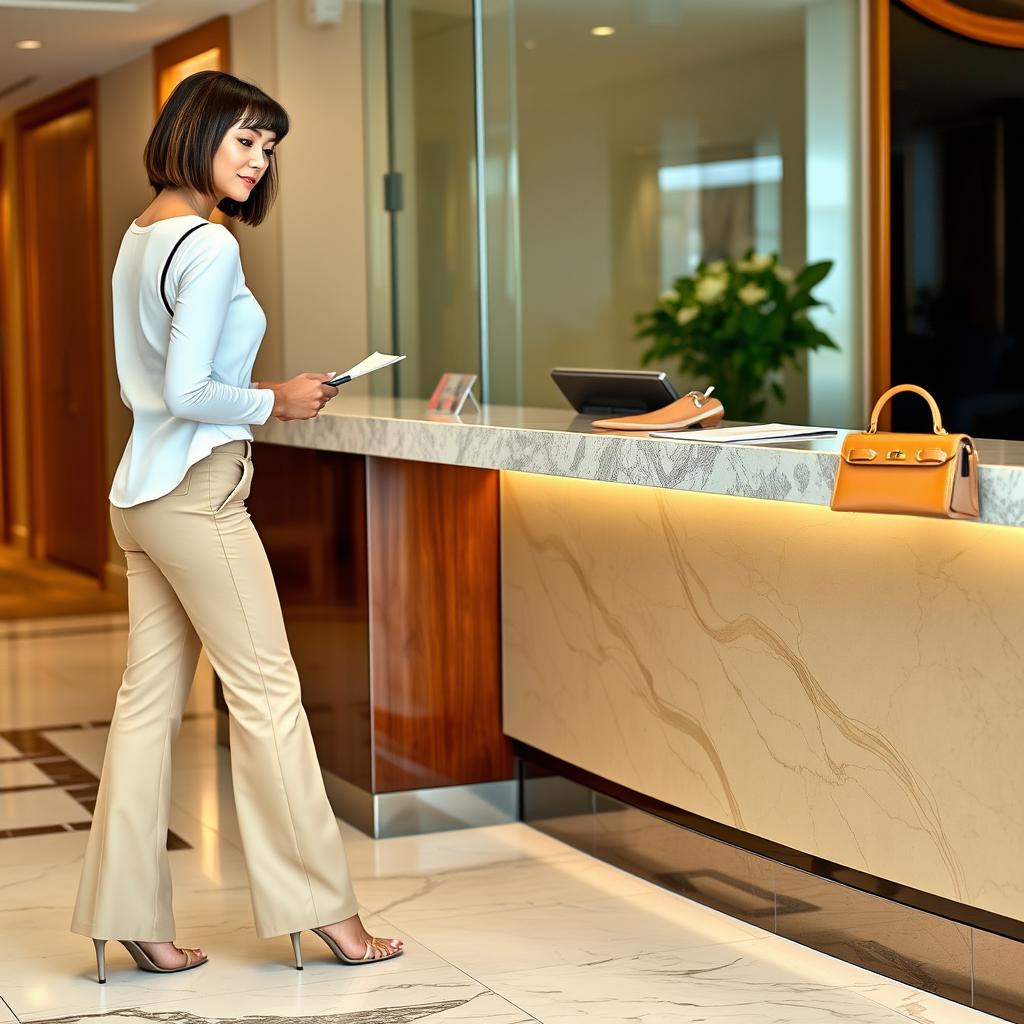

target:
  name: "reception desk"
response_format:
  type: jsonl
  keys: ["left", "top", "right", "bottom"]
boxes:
{"left": 251, "top": 397, "right": 1024, "bottom": 1020}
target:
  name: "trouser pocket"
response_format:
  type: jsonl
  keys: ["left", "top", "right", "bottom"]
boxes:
{"left": 211, "top": 455, "right": 254, "bottom": 515}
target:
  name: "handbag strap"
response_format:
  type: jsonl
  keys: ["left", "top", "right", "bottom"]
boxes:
{"left": 868, "top": 383, "right": 947, "bottom": 436}
{"left": 160, "top": 221, "right": 210, "bottom": 316}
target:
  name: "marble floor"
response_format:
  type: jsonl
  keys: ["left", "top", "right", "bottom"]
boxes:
{"left": 0, "top": 614, "right": 999, "bottom": 1024}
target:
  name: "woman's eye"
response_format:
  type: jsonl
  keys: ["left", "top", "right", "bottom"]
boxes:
{"left": 264, "top": 149, "right": 274, "bottom": 158}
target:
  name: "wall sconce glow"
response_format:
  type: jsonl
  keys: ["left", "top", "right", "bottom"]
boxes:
{"left": 591, "top": 26, "right": 616, "bottom": 37}
{"left": 658, "top": 155, "right": 784, "bottom": 192}
{"left": 16, "top": 39, "right": 44, "bottom": 49}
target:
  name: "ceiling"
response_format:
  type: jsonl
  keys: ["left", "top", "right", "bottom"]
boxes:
{"left": 0, "top": 0, "right": 260, "bottom": 119}
{"left": 512, "top": 0, "right": 810, "bottom": 106}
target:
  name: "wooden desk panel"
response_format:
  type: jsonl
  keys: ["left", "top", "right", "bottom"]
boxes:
{"left": 367, "top": 457, "right": 512, "bottom": 792}
{"left": 247, "top": 444, "right": 372, "bottom": 790}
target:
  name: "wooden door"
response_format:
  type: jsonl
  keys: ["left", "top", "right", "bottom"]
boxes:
{"left": 16, "top": 81, "right": 105, "bottom": 577}
{"left": 0, "top": 139, "right": 9, "bottom": 543}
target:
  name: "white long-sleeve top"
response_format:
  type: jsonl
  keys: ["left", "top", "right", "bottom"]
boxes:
{"left": 109, "top": 214, "right": 276, "bottom": 508}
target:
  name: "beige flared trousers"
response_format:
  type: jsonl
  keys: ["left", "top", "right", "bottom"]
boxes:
{"left": 71, "top": 441, "right": 359, "bottom": 941}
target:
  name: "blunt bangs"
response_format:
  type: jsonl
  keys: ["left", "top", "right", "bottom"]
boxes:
{"left": 144, "top": 71, "right": 290, "bottom": 227}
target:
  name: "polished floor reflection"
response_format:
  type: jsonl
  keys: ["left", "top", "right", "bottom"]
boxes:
{"left": 0, "top": 615, "right": 998, "bottom": 1023}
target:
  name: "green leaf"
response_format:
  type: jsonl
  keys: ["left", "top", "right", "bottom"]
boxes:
{"left": 794, "top": 260, "right": 832, "bottom": 292}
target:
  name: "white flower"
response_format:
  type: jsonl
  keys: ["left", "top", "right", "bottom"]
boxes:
{"left": 738, "top": 252, "right": 774, "bottom": 273}
{"left": 738, "top": 282, "right": 768, "bottom": 306}
{"left": 695, "top": 276, "right": 727, "bottom": 304}
{"left": 659, "top": 288, "right": 679, "bottom": 305}
{"left": 705, "top": 259, "right": 727, "bottom": 275}
{"left": 773, "top": 265, "right": 795, "bottom": 284}
{"left": 675, "top": 305, "right": 700, "bottom": 326}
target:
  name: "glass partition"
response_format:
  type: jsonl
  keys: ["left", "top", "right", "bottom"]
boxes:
{"left": 363, "top": 0, "right": 481, "bottom": 400}
{"left": 369, "top": 0, "right": 863, "bottom": 423}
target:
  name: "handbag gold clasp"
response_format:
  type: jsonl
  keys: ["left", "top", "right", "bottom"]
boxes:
{"left": 886, "top": 449, "right": 906, "bottom": 461}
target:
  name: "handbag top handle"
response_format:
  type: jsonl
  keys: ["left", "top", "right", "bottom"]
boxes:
{"left": 868, "top": 383, "right": 947, "bottom": 436}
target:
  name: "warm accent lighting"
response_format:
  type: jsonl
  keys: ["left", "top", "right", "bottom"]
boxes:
{"left": 591, "top": 25, "right": 616, "bottom": 37}
{"left": 16, "top": 39, "right": 44, "bottom": 49}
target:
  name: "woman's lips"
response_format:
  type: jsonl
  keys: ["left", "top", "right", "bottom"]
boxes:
{"left": 239, "top": 175, "right": 256, "bottom": 187}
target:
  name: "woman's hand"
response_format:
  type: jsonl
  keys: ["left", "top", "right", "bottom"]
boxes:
{"left": 268, "top": 373, "right": 339, "bottom": 421}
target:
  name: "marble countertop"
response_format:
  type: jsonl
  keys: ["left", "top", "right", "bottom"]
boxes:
{"left": 254, "top": 396, "right": 1024, "bottom": 528}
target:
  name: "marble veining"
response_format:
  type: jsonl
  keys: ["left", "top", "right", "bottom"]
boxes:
{"left": 501, "top": 472, "right": 1024, "bottom": 924}
{"left": 255, "top": 397, "right": 1024, "bottom": 527}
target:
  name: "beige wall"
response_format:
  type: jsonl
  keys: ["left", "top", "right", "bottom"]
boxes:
{"left": 97, "top": 52, "right": 154, "bottom": 574}
{"left": 232, "top": 0, "right": 285, "bottom": 387}
{"left": 273, "top": 0, "right": 370, "bottom": 390}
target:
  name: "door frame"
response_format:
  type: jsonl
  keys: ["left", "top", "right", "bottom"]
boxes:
{"left": 153, "top": 16, "right": 231, "bottom": 113}
{"left": 15, "top": 77, "right": 106, "bottom": 575}
{"left": 0, "top": 138, "right": 10, "bottom": 544}
{"left": 868, "top": 0, "right": 1024, "bottom": 415}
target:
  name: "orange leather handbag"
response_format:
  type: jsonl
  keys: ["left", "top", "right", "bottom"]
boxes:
{"left": 831, "top": 384, "right": 980, "bottom": 519}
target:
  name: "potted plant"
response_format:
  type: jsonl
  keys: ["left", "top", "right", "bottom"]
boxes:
{"left": 634, "top": 251, "right": 838, "bottom": 421}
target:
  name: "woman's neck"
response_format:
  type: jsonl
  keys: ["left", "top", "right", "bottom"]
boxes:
{"left": 141, "top": 189, "right": 217, "bottom": 222}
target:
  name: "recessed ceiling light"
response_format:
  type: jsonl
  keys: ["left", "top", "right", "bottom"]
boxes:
{"left": 591, "top": 26, "right": 616, "bottom": 37}
{"left": 16, "top": 39, "right": 44, "bottom": 49}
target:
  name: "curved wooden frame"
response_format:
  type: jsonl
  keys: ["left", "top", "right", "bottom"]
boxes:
{"left": 869, "top": 0, "right": 1024, "bottom": 425}
{"left": 869, "top": 0, "right": 891, "bottom": 421}
{"left": 900, "top": 0, "right": 1024, "bottom": 48}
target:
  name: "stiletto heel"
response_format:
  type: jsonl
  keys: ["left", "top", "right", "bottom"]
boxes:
{"left": 88, "top": 938, "right": 207, "bottom": 981}
{"left": 93, "top": 938, "right": 107, "bottom": 984}
{"left": 290, "top": 931, "right": 303, "bottom": 970}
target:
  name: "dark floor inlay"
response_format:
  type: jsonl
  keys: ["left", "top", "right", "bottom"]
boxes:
{"left": 33, "top": 1001, "right": 486, "bottom": 1024}
{"left": 0, "top": 722, "right": 190, "bottom": 850}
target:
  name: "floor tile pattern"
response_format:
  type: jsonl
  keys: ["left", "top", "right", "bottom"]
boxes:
{"left": 0, "top": 615, "right": 1002, "bottom": 1024}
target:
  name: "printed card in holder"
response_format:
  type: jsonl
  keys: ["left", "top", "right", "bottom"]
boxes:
{"left": 427, "top": 373, "right": 480, "bottom": 416}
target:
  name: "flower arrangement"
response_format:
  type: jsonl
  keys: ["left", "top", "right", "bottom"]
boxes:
{"left": 634, "top": 251, "right": 838, "bottom": 421}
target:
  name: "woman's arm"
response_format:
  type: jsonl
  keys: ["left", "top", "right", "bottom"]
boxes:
{"left": 163, "top": 230, "right": 275, "bottom": 425}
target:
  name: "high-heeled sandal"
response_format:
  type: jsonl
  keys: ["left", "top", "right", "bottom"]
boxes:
{"left": 289, "top": 927, "right": 403, "bottom": 968}
{"left": 93, "top": 938, "right": 208, "bottom": 983}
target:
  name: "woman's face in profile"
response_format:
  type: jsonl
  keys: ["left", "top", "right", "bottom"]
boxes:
{"left": 213, "top": 118, "right": 277, "bottom": 203}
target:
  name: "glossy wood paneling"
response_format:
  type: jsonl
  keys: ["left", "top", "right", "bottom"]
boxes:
{"left": 244, "top": 443, "right": 372, "bottom": 790}
{"left": 367, "top": 457, "right": 511, "bottom": 793}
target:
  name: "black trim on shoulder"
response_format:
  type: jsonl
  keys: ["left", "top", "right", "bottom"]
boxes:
{"left": 160, "top": 222, "right": 210, "bottom": 316}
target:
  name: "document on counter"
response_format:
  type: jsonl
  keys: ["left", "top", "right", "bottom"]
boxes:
{"left": 650, "top": 423, "right": 838, "bottom": 444}
{"left": 326, "top": 352, "right": 406, "bottom": 387}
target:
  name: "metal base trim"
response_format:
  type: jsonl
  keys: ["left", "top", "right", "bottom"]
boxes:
{"left": 323, "top": 773, "right": 517, "bottom": 839}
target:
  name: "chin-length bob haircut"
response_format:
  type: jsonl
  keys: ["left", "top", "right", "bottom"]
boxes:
{"left": 144, "top": 71, "right": 289, "bottom": 227}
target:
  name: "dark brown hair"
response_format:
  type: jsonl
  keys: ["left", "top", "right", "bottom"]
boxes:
{"left": 144, "top": 70, "right": 289, "bottom": 227}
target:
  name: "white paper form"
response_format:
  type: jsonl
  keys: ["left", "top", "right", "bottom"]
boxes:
{"left": 651, "top": 423, "right": 838, "bottom": 444}
{"left": 326, "top": 352, "right": 406, "bottom": 387}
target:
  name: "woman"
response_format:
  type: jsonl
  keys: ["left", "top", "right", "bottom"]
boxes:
{"left": 71, "top": 70, "right": 403, "bottom": 982}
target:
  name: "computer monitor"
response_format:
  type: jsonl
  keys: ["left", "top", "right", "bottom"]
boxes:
{"left": 550, "top": 368, "right": 680, "bottom": 416}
